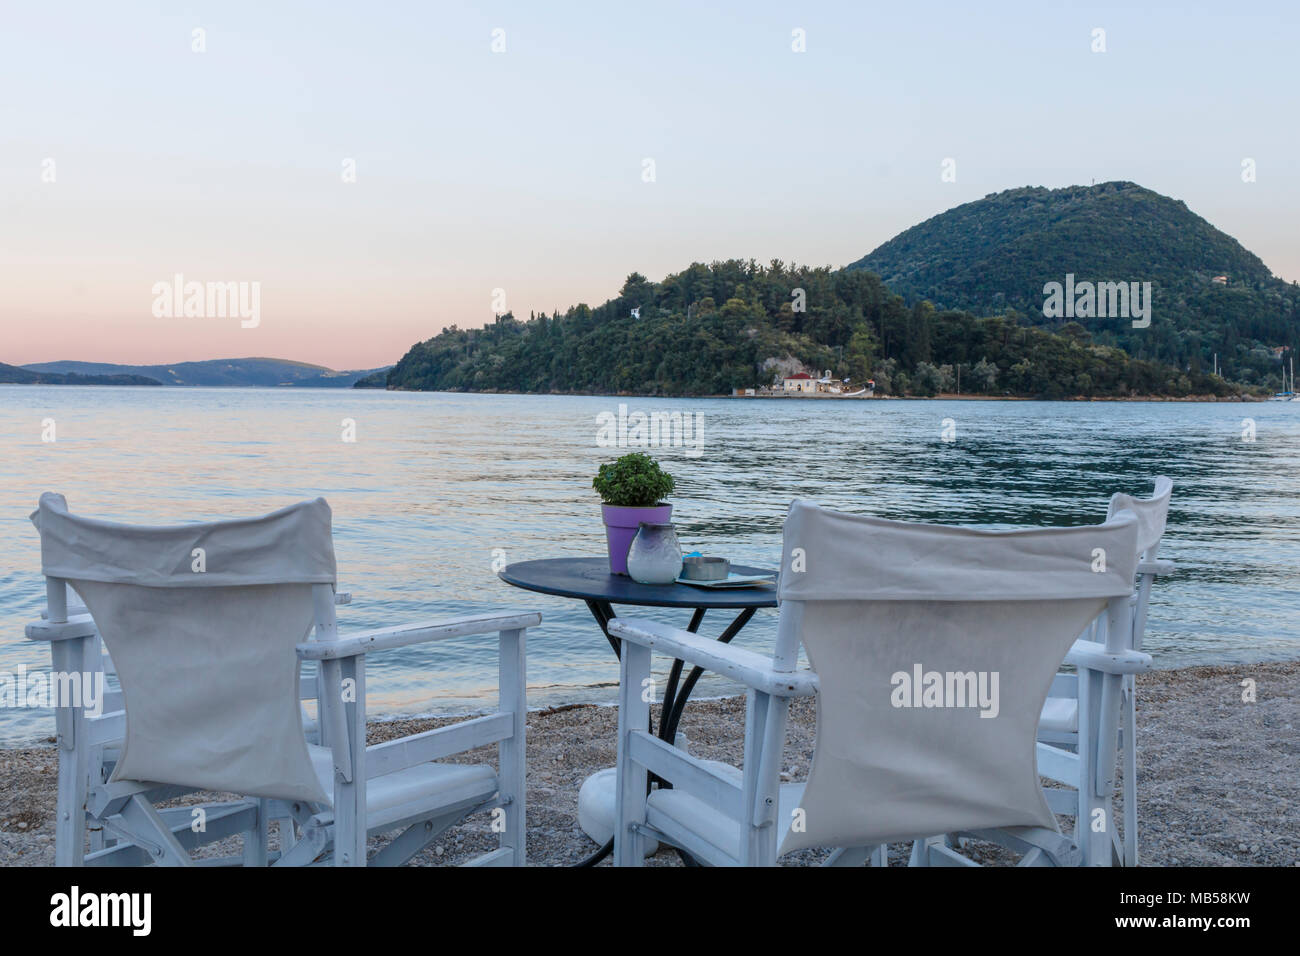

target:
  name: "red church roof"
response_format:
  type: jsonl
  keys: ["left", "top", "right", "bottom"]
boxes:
{"left": 785, "top": 372, "right": 812, "bottom": 379}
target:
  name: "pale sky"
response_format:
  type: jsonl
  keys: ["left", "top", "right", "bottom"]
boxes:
{"left": 2, "top": 0, "right": 1296, "bottom": 370}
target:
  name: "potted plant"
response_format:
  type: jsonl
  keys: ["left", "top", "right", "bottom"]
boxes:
{"left": 593, "top": 452, "right": 675, "bottom": 575}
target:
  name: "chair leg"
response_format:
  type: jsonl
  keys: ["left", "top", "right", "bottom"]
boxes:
{"left": 498, "top": 627, "right": 527, "bottom": 866}
{"left": 87, "top": 821, "right": 107, "bottom": 854}
{"left": 1122, "top": 682, "right": 1138, "bottom": 866}
{"left": 87, "top": 744, "right": 109, "bottom": 854}
{"left": 51, "top": 636, "right": 90, "bottom": 866}
{"left": 241, "top": 798, "right": 270, "bottom": 866}
{"left": 54, "top": 742, "right": 89, "bottom": 866}
{"left": 1078, "top": 789, "right": 1112, "bottom": 865}
{"left": 327, "top": 655, "right": 367, "bottom": 867}
{"left": 614, "top": 643, "right": 651, "bottom": 867}
{"left": 1076, "top": 666, "right": 1113, "bottom": 866}
{"left": 740, "top": 690, "right": 783, "bottom": 867}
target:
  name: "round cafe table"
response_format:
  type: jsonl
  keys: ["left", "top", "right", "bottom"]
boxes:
{"left": 498, "top": 556, "right": 778, "bottom": 866}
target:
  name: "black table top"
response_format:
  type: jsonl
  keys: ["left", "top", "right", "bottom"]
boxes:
{"left": 499, "top": 557, "right": 779, "bottom": 609}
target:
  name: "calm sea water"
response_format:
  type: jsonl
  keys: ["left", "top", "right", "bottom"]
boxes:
{"left": 1, "top": 386, "right": 1298, "bottom": 745}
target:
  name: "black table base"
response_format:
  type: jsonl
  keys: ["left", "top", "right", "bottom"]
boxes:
{"left": 497, "top": 558, "right": 777, "bottom": 867}
{"left": 574, "top": 601, "right": 758, "bottom": 868}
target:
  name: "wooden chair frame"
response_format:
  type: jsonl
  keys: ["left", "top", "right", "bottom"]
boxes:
{"left": 28, "top": 578, "right": 537, "bottom": 867}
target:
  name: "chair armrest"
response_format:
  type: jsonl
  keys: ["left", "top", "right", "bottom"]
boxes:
{"left": 1137, "top": 559, "right": 1173, "bottom": 576}
{"left": 26, "top": 614, "right": 97, "bottom": 642}
{"left": 298, "top": 610, "right": 541, "bottom": 660}
{"left": 1064, "top": 640, "right": 1153, "bottom": 675}
{"left": 607, "top": 617, "right": 818, "bottom": 698}
{"left": 366, "top": 712, "right": 516, "bottom": 779}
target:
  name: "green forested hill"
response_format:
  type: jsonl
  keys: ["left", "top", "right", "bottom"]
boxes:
{"left": 379, "top": 182, "right": 1295, "bottom": 398}
{"left": 382, "top": 261, "right": 1235, "bottom": 399}
{"left": 847, "top": 181, "right": 1299, "bottom": 386}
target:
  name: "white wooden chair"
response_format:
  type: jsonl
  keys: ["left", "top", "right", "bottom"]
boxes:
{"left": 26, "top": 492, "right": 538, "bottom": 867}
{"left": 1036, "top": 476, "right": 1173, "bottom": 866}
{"left": 32, "top": 586, "right": 354, "bottom": 857}
{"left": 608, "top": 500, "right": 1147, "bottom": 866}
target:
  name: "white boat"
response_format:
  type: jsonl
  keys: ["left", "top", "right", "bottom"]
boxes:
{"left": 1270, "top": 357, "right": 1297, "bottom": 400}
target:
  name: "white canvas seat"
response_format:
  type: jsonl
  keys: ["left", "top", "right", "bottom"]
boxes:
{"left": 1035, "top": 476, "right": 1173, "bottom": 866}
{"left": 1037, "top": 697, "right": 1079, "bottom": 734}
{"left": 644, "top": 770, "right": 806, "bottom": 866}
{"left": 303, "top": 744, "right": 498, "bottom": 820}
{"left": 26, "top": 492, "right": 538, "bottom": 867}
{"left": 608, "top": 500, "right": 1146, "bottom": 866}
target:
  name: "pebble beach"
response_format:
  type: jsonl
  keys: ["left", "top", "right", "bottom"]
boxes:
{"left": 2, "top": 661, "right": 1296, "bottom": 866}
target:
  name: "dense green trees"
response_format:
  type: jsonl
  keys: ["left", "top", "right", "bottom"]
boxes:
{"left": 381, "top": 259, "right": 1237, "bottom": 399}
{"left": 848, "top": 182, "right": 1299, "bottom": 389}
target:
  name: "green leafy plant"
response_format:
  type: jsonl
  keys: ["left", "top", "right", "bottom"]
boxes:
{"left": 592, "top": 452, "right": 675, "bottom": 508}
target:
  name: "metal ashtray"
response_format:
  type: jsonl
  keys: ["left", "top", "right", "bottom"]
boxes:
{"left": 681, "top": 555, "right": 730, "bottom": 581}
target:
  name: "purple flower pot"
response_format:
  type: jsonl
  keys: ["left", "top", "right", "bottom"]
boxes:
{"left": 601, "top": 503, "right": 672, "bottom": 575}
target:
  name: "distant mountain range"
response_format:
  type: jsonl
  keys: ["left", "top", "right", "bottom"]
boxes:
{"left": 3, "top": 357, "right": 391, "bottom": 388}
{"left": 0, "top": 362, "right": 163, "bottom": 386}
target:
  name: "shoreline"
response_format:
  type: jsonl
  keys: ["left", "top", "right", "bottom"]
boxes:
{"left": 3, "top": 382, "right": 1268, "bottom": 402}
{"left": 383, "top": 386, "right": 1264, "bottom": 403}
{"left": 2, "top": 660, "right": 1296, "bottom": 866}
{"left": 723, "top": 392, "right": 1251, "bottom": 402}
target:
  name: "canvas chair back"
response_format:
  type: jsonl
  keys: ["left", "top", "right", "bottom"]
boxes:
{"left": 1089, "top": 476, "right": 1172, "bottom": 653}
{"left": 775, "top": 501, "right": 1139, "bottom": 853}
{"left": 31, "top": 492, "right": 336, "bottom": 804}
{"left": 1108, "top": 476, "right": 1171, "bottom": 561}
